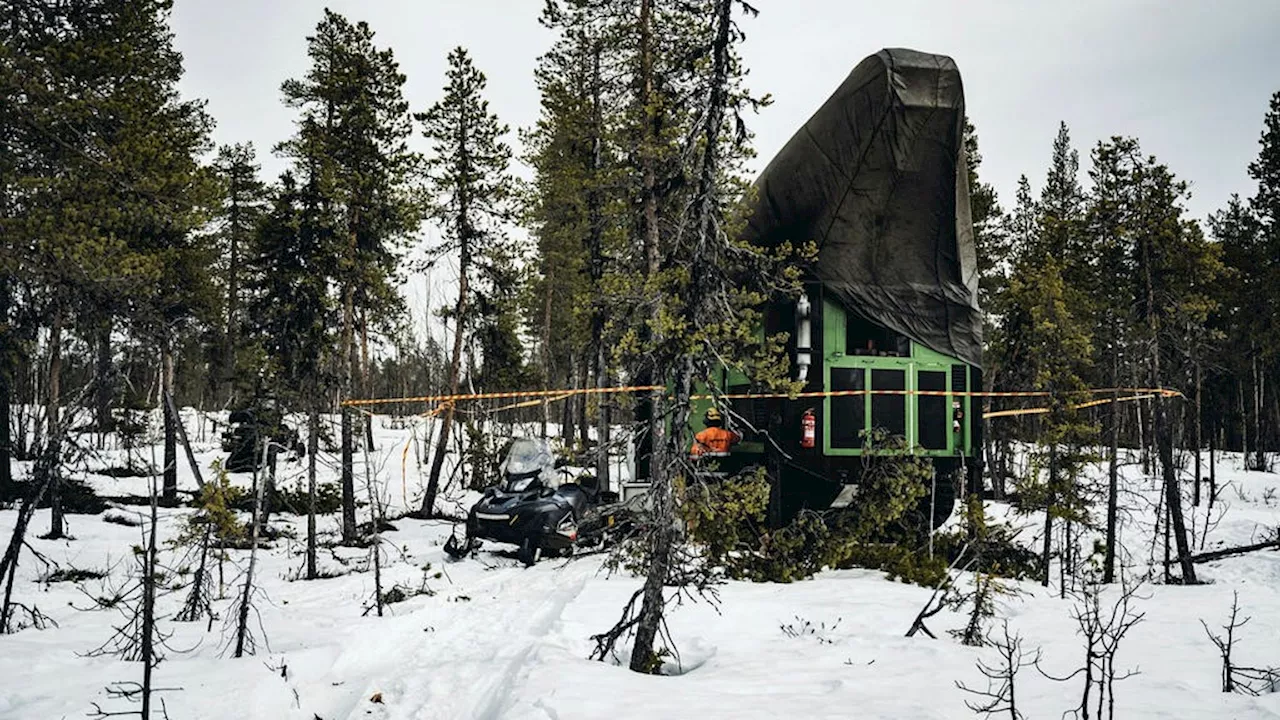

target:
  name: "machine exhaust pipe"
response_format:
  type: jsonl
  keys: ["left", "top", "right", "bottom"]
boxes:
{"left": 796, "top": 293, "right": 812, "bottom": 383}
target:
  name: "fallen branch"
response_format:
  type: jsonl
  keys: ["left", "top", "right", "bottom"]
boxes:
{"left": 1171, "top": 539, "right": 1280, "bottom": 565}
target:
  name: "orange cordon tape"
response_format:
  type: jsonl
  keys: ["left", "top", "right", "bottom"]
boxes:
{"left": 340, "top": 385, "right": 666, "bottom": 408}
{"left": 981, "top": 394, "right": 1157, "bottom": 420}
{"left": 340, "top": 385, "right": 1182, "bottom": 408}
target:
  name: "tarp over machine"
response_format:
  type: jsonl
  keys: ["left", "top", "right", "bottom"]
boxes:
{"left": 744, "top": 48, "right": 982, "bottom": 367}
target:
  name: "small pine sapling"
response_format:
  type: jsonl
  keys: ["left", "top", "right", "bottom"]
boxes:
{"left": 174, "top": 462, "right": 243, "bottom": 625}
{"left": 950, "top": 496, "right": 1024, "bottom": 647}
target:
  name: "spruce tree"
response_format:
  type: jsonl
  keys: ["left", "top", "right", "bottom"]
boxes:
{"left": 209, "top": 143, "right": 268, "bottom": 407}
{"left": 1129, "top": 152, "right": 1216, "bottom": 583}
{"left": 1248, "top": 92, "right": 1280, "bottom": 234}
{"left": 417, "top": 47, "right": 518, "bottom": 517}
{"left": 963, "top": 119, "right": 1009, "bottom": 497}
{"left": 244, "top": 171, "right": 336, "bottom": 574}
{"left": 278, "top": 9, "right": 420, "bottom": 541}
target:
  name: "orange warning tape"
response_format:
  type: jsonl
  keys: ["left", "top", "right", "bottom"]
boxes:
{"left": 342, "top": 385, "right": 1182, "bottom": 408}
{"left": 402, "top": 402, "right": 451, "bottom": 503}
{"left": 980, "top": 394, "right": 1155, "bottom": 420}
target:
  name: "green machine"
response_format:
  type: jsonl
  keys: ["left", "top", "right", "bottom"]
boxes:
{"left": 655, "top": 48, "right": 984, "bottom": 528}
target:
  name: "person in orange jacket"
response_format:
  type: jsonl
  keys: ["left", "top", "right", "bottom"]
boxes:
{"left": 690, "top": 407, "right": 740, "bottom": 458}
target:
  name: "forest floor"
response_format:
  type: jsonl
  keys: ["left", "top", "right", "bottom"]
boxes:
{"left": 1, "top": 412, "right": 1279, "bottom": 719}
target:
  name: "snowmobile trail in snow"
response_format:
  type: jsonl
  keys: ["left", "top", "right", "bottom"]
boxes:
{"left": 354, "top": 559, "right": 594, "bottom": 720}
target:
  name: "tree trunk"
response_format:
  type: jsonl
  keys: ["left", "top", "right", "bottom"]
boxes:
{"left": 1042, "top": 442, "right": 1056, "bottom": 588}
{"left": 162, "top": 336, "right": 178, "bottom": 504}
{"left": 1162, "top": 492, "right": 1171, "bottom": 583}
{"left": 1136, "top": 364, "right": 1150, "bottom": 475}
{"left": 366, "top": 449, "right": 383, "bottom": 617}
{"left": 634, "top": 0, "right": 661, "bottom": 485}
{"left": 1253, "top": 355, "right": 1264, "bottom": 471}
{"left": 140, "top": 480, "right": 159, "bottom": 720}
{"left": 595, "top": 341, "right": 611, "bottom": 493}
{"left": 1103, "top": 385, "right": 1120, "bottom": 584}
{"left": 587, "top": 40, "right": 610, "bottom": 492}
{"left": 361, "top": 311, "right": 374, "bottom": 451}
{"left": 631, "top": 0, "right": 733, "bottom": 671}
{"left": 982, "top": 367, "right": 1001, "bottom": 500}
{"left": 47, "top": 309, "right": 64, "bottom": 539}
{"left": 166, "top": 391, "right": 204, "bottom": 491}
{"left": 306, "top": 405, "right": 319, "bottom": 580}
{"left": 1140, "top": 222, "right": 1196, "bottom": 583}
{"left": 1157, "top": 394, "right": 1192, "bottom": 579}
{"left": 629, "top": 364, "right": 682, "bottom": 673}
{"left": 1239, "top": 379, "right": 1248, "bottom": 460}
{"left": 539, "top": 265, "right": 554, "bottom": 440}
{"left": 1193, "top": 360, "right": 1202, "bottom": 506}
{"left": 260, "top": 441, "right": 279, "bottom": 527}
{"left": 562, "top": 352, "right": 577, "bottom": 446}
{"left": 340, "top": 278, "right": 357, "bottom": 542}
{"left": 234, "top": 439, "right": 269, "bottom": 658}
{"left": 0, "top": 273, "right": 11, "bottom": 498}
{"left": 0, "top": 448, "right": 56, "bottom": 631}
{"left": 95, "top": 321, "right": 113, "bottom": 443}
{"left": 423, "top": 243, "right": 469, "bottom": 517}
{"left": 577, "top": 353, "right": 590, "bottom": 450}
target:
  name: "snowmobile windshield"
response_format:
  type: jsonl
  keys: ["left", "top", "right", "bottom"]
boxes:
{"left": 504, "top": 471, "right": 540, "bottom": 493}
{"left": 501, "top": 439, "right": 555, "bottom": 489}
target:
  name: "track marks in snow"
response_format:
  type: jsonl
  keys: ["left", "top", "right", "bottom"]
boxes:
{"left": 357, "top": 561, "right": 592, "bottom": 720}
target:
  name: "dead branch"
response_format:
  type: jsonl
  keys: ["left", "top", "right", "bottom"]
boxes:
{"left": 956, "top": 620, "right": 1039, "bottom": 719}
{"left": 1177, "top": 538, "right": 1280, "bottom": 565}
{"left": 1201, "top": 590, "right": 1280, "bottom": 695}
{"left": 906, "top": 544, "right": 973, "bottom": 639}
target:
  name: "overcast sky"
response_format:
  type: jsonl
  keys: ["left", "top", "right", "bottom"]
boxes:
{"left": 171, "top": 0, "right": 1280, "bottom": 338}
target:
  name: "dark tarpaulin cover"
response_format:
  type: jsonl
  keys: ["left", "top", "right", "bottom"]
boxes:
{"left": 745, "top": 48, "right": 982, "bottom": 367}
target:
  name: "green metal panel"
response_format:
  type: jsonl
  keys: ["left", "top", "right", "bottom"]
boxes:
{"left": 821, "top": 298, "right": 973, "bottom": 458}
{"left": 682, "top": 298, "right": 974, "bottom": 461}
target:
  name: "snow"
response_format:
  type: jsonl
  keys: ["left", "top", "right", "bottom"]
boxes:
{"left": 2, "top": 413, "right": 1279, "bottom": 719}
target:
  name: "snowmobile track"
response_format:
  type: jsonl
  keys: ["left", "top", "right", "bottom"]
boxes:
{"left": 353, "top": 561, "right": 592, "bottom": 720}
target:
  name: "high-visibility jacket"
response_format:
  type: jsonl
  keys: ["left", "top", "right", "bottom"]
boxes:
{"left": 690, "top": 426, "right": 741, "bottom": 457}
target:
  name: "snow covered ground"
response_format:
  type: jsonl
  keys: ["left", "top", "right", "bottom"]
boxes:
{"left": 1, "top": 411, "right": 1278, "bottom": 719}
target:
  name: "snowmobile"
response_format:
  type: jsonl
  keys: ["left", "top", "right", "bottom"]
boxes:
{"left": 444, "top": 438, "right": 636, "bottom": 566}
{"left": 220, "top": 397, "right": 302, "bottom": 472}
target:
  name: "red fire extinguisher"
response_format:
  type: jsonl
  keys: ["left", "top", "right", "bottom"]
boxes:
{"left": 801, "top": 408, "right": 816, "bottom": 449}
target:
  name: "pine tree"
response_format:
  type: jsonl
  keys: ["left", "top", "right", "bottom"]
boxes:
{"left": 417, "top": 47, "right": 519, "bottom": 517}
{"left": 996, "top": 127, "right": 1098, "bottom": 589}
{"left": 1248, "top": 92, "right": 1280, "bottom": 233}
{"left": 3, "top": 0, "right": 214, "bottom": 520}
{"left": 1085, "top": 137, "right": 1143, "bottom": 583}
{"left": 1129, "top": 152, "right": 1215, "bottom": 584}
{"left": 1002, "top": 254, "right": 1095, "bottom": 587}
{"left": 527, "top": 1, "right": 635, "bottom": 479}
{"left": 278, "top": 9, "right": 421, "bottom": 541}
{"left": 1209, "top": 196, "right": 1263, "bottom": 467}
{"left": 965, "top": 118, "right": 1009, "bottom": 310}
{"left": 611, "top": 0, "right": 801, "bottom": 673}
